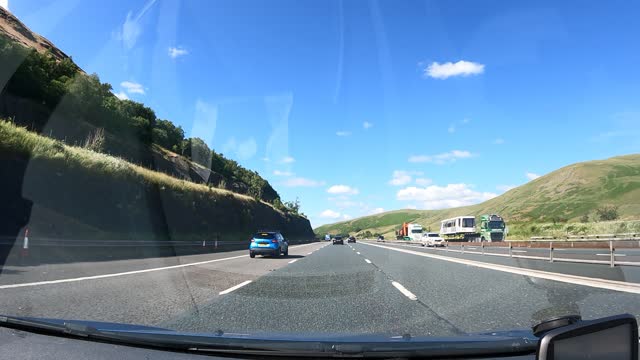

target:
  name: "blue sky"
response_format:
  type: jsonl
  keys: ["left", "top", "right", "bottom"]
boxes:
{"left": 6, "top": 0, "right": 640, "bottom": 227}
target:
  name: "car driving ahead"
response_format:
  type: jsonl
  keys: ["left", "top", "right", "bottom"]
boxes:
{"left": 249, "top": 231, "right": 288, "bottom": 258}
{"left": 347, "top": 236, "right": 356, "bottom": 243}
{"left": 332, "top": 236, "right": 344, "bottom": 245}
{"left": 422, "top": 232, "right": 446, "bottom": 247}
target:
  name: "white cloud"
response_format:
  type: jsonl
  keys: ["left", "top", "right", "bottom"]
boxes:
{"left": 222, "top": 137, "right": 257, "bottom": 160}
{"left": 319, "top": 209, "right": 341, "bottom": 219}
{"left": 408, "top": 150, "right": 473, "bottom": 164}
{"left": 262, "top": 157, "right": 270, "bottom": 162}
{"left": 363, "top": 121, "right": 373, "bottom": 129}
{"left": 415, "top": 178, "right": 432, "bottom": 186}
{"left": 281, "top": 156, "right": 295, "bottom": 164}
{"left": 370, "top": 207, "right": 385, "bottom": 215}
{"left": 282, "top": 177, "right": 324, "bottom": 187}
{"left": 273, "top": 170, "right": 293, "bottom": 177}
{"left": 0, "top": 0, "right": 8, "bottom": 10}
{"left": 448, "top": 125, "right": 456, "bottom": 133}
{"left": 168, "top": 47, "right": 188, "bottom": 58}
{"left": 397, "top": 183, "right": 497, "bottom": 209}
{"left": 496, "top": 184, "right": 517, "bottom": 192}
{"left": 113, "top": 91, "right": 129, "bottom": 100}
{"left": 462, "top": 118, "right": 470, "bottom": 124}
{"left": 336, "top": 131, "right": 351, "bottom": 137}
{"left": 425, "top": 60, "right": 485, "bottom": 79}
{"left": 406, "top": 204, "right": 418, "bottom": 210}
{"left": 342, "top": 214, "right": 352, "bottom": 220}
{"left": 121, "top": 81, "right": 145, "bottom": 95}
{"left": 493, "top": 138, "right": 505, "bottom": 145}
{"left": 327, "top": 185, "right": 359, "bottom": 195}
{"left": 389, "top": 171, "right": 413, "bottom": 186}
{"left": 526, "top": 172, "right": 541, "bottom": 180}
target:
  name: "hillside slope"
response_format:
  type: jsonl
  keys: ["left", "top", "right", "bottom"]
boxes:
{"left": 0, "top": 120, "right": 314, "bottom": 242}
{"left": 0, "top": 6, "right": 282, "bottom": 206}
{"left": 315, "top": 154, "right": 640, "bottom": 236}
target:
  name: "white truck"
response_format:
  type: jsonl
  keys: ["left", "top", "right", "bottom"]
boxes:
{"left": 396, "top": 222, "right": 424, "bottom": 241}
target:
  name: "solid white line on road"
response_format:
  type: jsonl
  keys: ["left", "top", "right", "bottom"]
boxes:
{"left": 288, "top": 259, "right": 299, "bottom": 264}
{"left": 0, "top": 242, "right": 321, "bottom": 290}
{"left": 219, "top": 280, "right": 252, "bottom": 295}
{"left": 357, "top": 252, "right": 361, "bottom": 255}
{"left": 597, "top": 254, "right": 626, "bottom": 256}
{"left": 364, "top": 259, "right": 372, "bottom": 264}
{"left": 391, "top": 281, "right": 418, "bottom": 301}
{"left": 360, "top": 242, "right": 640, "bottom": 294}
{"left": 307, "top": 252, "right": 313, "bottom": 255}
{"left": 467, "top": 247, "right": 477, "bottom": 250}
{"left": 512, "top": 250, "right": 527, "bottom": 253}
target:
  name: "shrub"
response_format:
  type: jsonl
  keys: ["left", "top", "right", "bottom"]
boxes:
{"left": 83, "top": 128, "right": 105, "bottom": 152}
{"left": 596, "top": 205, "right": 619, "bottom": 221}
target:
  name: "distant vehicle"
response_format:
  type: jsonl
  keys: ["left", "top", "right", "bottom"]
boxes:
{"left": 421, "top": 233, "right": 445, "bottom": 247}
{"left": 440, "top": 216, "right": 478, "bottom": 242}
{"left": 347, "top": 236, "right": 356, "bottom": 243}
{"left": 440, "top": 214, "right": 507, "bottom": 242}
{"left": 249, "top": 231, "right": 288, "bottom": 258}
{"left": 324, "top": 234, "right": 331, "bottom": 241}
{"left": 377, "top": 235, "right": 385, "bottom": 242}
{"left": 332, "top": 236, "right": 344, "bottom": 245}
{"left": 478, "top": 214, "right": 506, "bottom": 242}
{"left": 396, "top": 222, "right": 423, "bottom": 241}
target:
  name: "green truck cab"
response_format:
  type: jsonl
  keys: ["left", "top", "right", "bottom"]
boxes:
{"left": 478, "top": 214, "right": 506, "bottom": 242}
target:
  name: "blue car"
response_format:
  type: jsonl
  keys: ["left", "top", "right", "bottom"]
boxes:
{"left": 249, "top": 231, "right": 289, "bottom": 258}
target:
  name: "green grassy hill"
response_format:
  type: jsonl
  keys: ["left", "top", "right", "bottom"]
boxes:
{"left": 315, "top": 154, "right": 640, "bottom": 238}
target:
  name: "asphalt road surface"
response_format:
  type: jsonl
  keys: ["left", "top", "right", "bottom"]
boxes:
{"left": 2, "top": 240, "right": 640, "bottom": 338}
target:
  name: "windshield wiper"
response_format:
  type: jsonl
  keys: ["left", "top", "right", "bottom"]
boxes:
{"left": 0, "top": 315, "right": 537, "bottom": 358}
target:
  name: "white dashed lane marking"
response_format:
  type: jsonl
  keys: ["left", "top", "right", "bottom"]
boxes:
{"left": 219, "top": 280, "right": 252, "bottom": 295}
{"left": 391, "top": 281, "right": 418, "bottom": 301}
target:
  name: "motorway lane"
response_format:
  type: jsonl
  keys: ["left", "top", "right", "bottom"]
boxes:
{"left": 352, "top": 242, "right": 640, "bottom": 333}
{"left": 2, "top": 239, "right": 640, "bottom": 338}
{"left": 0, "top": 242, "right": 325, "bottom": 326}
{"left": 164, "top": 242, "right": 465, "bottom": 336}
{"left": 380, "top": 241, "right": 640, "bottom": 283}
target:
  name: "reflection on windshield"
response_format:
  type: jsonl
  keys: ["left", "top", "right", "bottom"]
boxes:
{"left": 0, "top": 0, "right": 639, "bottom": 348}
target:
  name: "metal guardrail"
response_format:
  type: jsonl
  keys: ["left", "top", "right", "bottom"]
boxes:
{"left": 530, "top": 233, "right": 640, "bottom": 241}
{"left": 367, "top": 239, "right": 640, "bottom": 267}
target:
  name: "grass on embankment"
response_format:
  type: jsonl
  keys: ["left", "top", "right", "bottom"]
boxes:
{"left": 1, "top": 120, "right": 314, "bottom": 242}
{"left": 0, "top": 120, "right": 257, "bottom": 206}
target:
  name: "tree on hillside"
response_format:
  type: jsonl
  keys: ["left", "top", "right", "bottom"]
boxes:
{"left": 596, "top": 206, "right": 619, "bottom": 221}
{"left": 185, "top": 137, "right": 211, "bottom": 167}
{"left": 284, "top": 198, "right": 301, "bottom": 215}
{"left": 580, "top": 213, "right": 590, "bottom": 223}
{"left": 153, "top": 119, "right": 185, "bottom": 152}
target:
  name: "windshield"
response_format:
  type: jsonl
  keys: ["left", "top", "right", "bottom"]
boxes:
{"left": 1, "top": 0, "right": 640, "bottom": 352}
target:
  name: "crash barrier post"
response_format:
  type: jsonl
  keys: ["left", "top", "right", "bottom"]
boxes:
{"left": 610, "top": 240, "right": 615, "bottom": 268}
{"left": 549, "top": 241, "right": 554, "bottom": 263}
{"left": 21, "top": 228, "right": 29, "bottom": 258}
{"left": 509, "top": 242, "right": 512, "bottom": 257}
